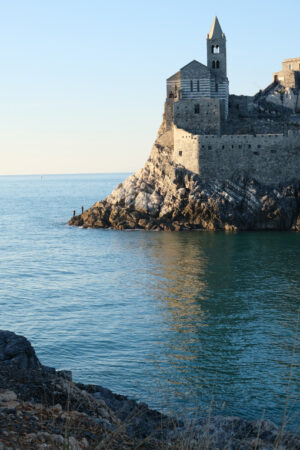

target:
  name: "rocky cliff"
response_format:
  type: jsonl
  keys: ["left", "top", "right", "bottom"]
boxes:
{"left": 68, "top": 123, "right": 300, "bottom": 231}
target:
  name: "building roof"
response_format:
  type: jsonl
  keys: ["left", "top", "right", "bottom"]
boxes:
{"left": 208, "top": 16, "right": 224, "bottom": 39}
{"left": 167, "top": 60, "right": 211, "bottom": 82}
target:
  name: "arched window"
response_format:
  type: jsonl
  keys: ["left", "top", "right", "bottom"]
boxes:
{"left": 216, "top": 61, "right": 220, "bottom": 69}
{"left": 212, "top": 61, "right": 216, "bottom": 69}
{"left": 194, "top": 104, "right": 200, "bottom": 114}
{"left": 211, "top": 45, "right": 214, "bottom": 54}
{"left": 213, "top": 45, "right": 220, "bottom": 54}
{"left": 197, "top": 80, "right": 200, "bottom": 92}
{"left": 190, "top": 80, "right": 193, "bottom": 92}
{"left": 169, "top": 92, "right": 174, "bottom": 98}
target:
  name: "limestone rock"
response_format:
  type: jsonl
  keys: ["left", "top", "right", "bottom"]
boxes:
{"left": 68, "top": 125, "right": 300, "bottom": 231}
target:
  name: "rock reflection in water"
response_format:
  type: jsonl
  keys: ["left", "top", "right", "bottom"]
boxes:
{"left": 141, "top": 232, "right": 300, "bottom": 422}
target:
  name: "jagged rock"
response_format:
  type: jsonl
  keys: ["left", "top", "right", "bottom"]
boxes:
{"left": 68, "top": 125, "right": 300, "bottom": 231}
{"left": 0, "top": 331, "right": 299, "bottom": 449}
{"left": 0, "top": 330, "right": 41, "bottom": 371}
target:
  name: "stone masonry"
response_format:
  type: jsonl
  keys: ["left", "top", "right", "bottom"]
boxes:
{"left": 165, "top": 17, "right": 300, "bottom": 186}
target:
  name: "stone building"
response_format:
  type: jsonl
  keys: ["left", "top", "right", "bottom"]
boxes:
{"left": 273, "top": 58, "right": 300, "bottom": 89}
{"left": 164, "top": 17, "right": 300, "bottom": 186}
{"left": 165, "top": 17, "right": 229, "bottom": 134}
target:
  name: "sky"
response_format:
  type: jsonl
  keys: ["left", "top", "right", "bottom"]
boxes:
{"left": 0, "top": 0, "right": 299, "bottom": 175}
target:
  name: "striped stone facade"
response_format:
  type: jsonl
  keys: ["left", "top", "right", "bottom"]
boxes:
{"left": 165, "top": 17, "right": 229, "bottom": 132}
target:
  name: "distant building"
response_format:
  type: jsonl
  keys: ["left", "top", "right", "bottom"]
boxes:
{"left": 273, "top": 58, "right": 300, "bottom": 89}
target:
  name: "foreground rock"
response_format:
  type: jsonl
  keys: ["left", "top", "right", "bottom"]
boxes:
{"left": 0, "top": 330, "right": 299, "bottom": 449}
{"left": 68, "top": 130, "right": 300, "bottom": 231}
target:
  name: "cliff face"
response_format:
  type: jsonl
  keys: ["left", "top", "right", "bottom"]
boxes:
{"left": 68, "top": 123, "right": 300, "bottom": 231}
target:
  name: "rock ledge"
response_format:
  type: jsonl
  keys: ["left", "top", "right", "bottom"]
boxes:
{"left": 0, "top": 330, "right": 299, "bottom": 449}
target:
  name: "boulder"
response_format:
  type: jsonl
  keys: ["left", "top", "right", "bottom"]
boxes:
{"left": 0, "top": 330, "right": 41, "bottom": 371}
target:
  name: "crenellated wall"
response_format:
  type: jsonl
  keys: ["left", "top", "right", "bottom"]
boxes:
{"left": 173, "top": 126, "right": 300, "bottom": 185}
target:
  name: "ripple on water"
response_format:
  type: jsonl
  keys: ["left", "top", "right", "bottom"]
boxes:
{"left": 0, "top": 174, "right": 299, "bottom": 430}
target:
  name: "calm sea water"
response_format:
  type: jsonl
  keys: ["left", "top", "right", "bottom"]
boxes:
{"left": 0, "top": 174, "right": 299, "bottom": 430}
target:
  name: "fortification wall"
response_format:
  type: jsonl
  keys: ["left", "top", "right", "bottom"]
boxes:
{"left": 174, "top": 98, "right": 221, "bottom": 135}
{"left": 165, "top": 99, "right": 174, "bottom": 131}
{"left": 173, "top": 127, "right": 200, "bottom": 173}
{"left": 173, "top": 127, "right": 300, "bottom": 185}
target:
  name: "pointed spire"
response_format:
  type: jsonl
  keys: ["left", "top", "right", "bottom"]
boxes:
{"left": 208, "top": 16, "right": 224, "bottom": 39}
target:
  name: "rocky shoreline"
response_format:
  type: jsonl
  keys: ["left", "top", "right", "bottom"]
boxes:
{"left": 1, "top": 330, "right": 299, "bottom": 449}
{"left": 68, "top": 129, "right": 300, "bottom": 232}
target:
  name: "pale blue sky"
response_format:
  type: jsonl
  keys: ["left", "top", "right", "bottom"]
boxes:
{"left": 1, "top": 0, "right": 299, "bottom": 175}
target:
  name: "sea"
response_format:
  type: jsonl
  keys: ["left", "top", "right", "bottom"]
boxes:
{"left": 0, "top": 173, "right": 299, "bottom": 430}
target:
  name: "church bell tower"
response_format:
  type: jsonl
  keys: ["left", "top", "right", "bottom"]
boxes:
{"left": 207, "top": 16, "right": 227, "bottom": 81}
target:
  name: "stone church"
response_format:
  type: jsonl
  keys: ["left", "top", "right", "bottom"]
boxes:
{"left": 165, "top": 17, "right": 229, "bottom": 135}
{"left": 163, "top": 17, "right": 300, "bottom": 185}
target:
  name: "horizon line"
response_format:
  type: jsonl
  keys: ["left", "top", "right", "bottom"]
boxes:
{"left": 0, "top": 171, "right": 134, "bottom": 177}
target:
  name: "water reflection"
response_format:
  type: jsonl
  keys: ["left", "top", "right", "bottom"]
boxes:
{"left": 141, "top": 232, "right": 300, "bottom": 424}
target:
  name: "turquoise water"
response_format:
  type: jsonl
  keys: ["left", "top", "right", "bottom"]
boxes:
{"left": 0, "top": 174, "right": 299, "bottom": 430}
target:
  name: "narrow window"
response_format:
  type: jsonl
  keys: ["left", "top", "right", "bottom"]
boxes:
{"left": 178, "top": 151, "right": 182, "bottom": 156}
{"left": 236, "top": 104, "right": 239, "bottom": 110}
{"left": 222, "top": 145, "right": 225, "bottom": 149}
{"left": 212, "top": 61, "right": 216, "bottom": 69}
{"left": 194, "top": 104, "right": 200, "bottom": 114}
{"left": 197, "top": 80, "right": 200, "bottom": 92}
{"left": 215, "top": 83, "right": 218, "bottom": 92}
{"left": 211, "top": 45, "right": 214, "bottom": 54}
{"left": 232, "top": 145, "right": 234, "bottom": 149}
{"left": 248, "top": 144, "right": 251, "bottom": 148}
{"left": 208, "top": 145, "right": 212, "bottom": 150}
{"left": 216, "top": 61, "right": 220, "bottom": 69}
{"left": 190, "top": 80, "right": 193, "bottom": 91}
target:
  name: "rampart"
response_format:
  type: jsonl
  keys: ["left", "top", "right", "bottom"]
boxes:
{"left": 173, "top": 126, "right": 300, "bottom": 185}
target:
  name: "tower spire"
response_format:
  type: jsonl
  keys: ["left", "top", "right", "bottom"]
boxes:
{"left": 208, "top": 16, "right": 224, "bottom": 39}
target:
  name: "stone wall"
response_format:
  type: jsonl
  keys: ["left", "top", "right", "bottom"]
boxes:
{"left": 173, "top": 98, "right": 221, "bottom": 135}
{"left": 229, "top": 95, "right": 253, "bottom": 118}
{"left": 164, "top": 99, "right": 175, "bottom": 131}
{"left": 173, "top": 127, "right": 300, "bottom": 185}
{"left": 173, "top": 126, "right": 200, "bottom": 173}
